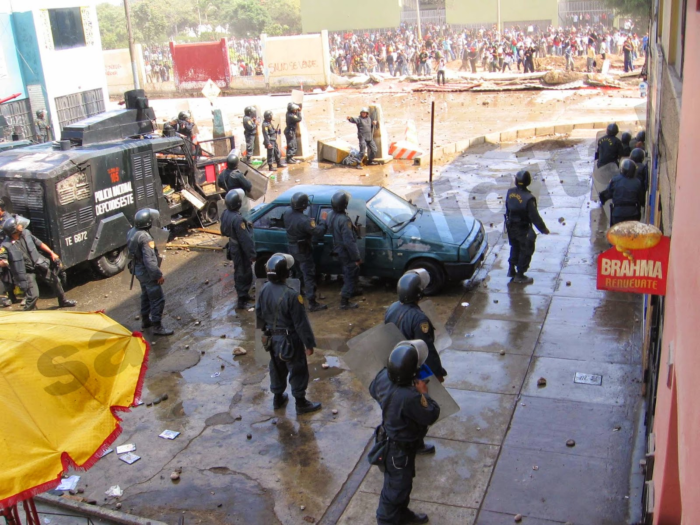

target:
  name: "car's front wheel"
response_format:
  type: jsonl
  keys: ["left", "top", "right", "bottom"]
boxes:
{"left": 407, "top": 259, "right": 446, "bottom": 296}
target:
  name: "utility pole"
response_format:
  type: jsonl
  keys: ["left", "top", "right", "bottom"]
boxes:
{"left": 496, "top": 0, "right": 501, "bottom": 34}
{"left": 415, "top": 0, "right": 422, "bottom": 42}
{"left": 123, "top": 0, "right": 140, "bottom": 90}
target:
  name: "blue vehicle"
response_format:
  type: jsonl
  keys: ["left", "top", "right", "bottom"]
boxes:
{"left": 249, "top": 185, "right": 487, "bottom": 295}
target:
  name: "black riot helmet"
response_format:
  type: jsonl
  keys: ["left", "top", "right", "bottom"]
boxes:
{"left": 266, "top": 253, "right": 294, "bottom": 284}
{"left": 162, "top": 122, "right": 176, "bottom": 137}
{"left": 291, "top": 103, "right": 300, "bottom": 113}
{"left": 387, "top": 340, "right": 429, "bottom": 386}
{"left": 620, "top": 158, "right": 637, "bottom": 179}
{"left": 515, "top": 170, "right": 532, "bottom": 188}
{"left": 397, "top": 269, "right": 430, "bottom": 304}
{"left": 606, "top": 123, "right": 619, "bottom": 136}
{"left": 630, "top": 148, "right": 645, "bottom": 164}
{"left": 635, "top": 130, "right": 646, "bottom": 144}
{"left": 226, "top": 152, "right": 239, "bottom": 170}
{"left": 2, "top": 217, "right": 19, "bottom": 237}
{"left": 134, "top": 208, "right": 159, "bottom": 230}
{"left": 291, "top": 192, "right": 310, "bottom": 211}
{"left": 331, "top": 190, "right": 350, "bottom": 212}
{"left": 264, "top": 110, "right": 273, "bottom": 121}
{"left": 225, "top": 189, "right": 244, "bottom": 212}
{"left": 621, "top": 131, "right": 632, "bottom": 145}
{"left": 287, "top": 102, "right": 295, "bottom": 112}
{"left": 178, "top": 110, "right": 191, "bottom": 121}
{"left": 244, "top": 106, "right": 256, "bottom": 118}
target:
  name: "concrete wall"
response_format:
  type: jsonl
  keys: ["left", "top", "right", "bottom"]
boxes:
{"left": 103, "top": 45, "right": 146, "bottom": 97}
{"left": 446, "top": 0, "right": 558, "bottom": 27}
{"left": 170, "top": 39, "right": 231, "bottom": 90}
{"left": 651, "top": 3, "right": 700, "bottom": 524}
{"left": 300, "top": 0, "right": 401, "bottom": 32}
{"left": 262, "top": 31, "right": 331, "bottom": 88}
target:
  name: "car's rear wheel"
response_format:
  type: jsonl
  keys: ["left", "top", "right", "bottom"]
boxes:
{"left": 198, "top": 199, "right": 220, "bottom": 226}
{"left": 254, "top": 253, "right": 272, "bottom": 278}
{"left": 407, "top": 259, "right": 446, "bottom": 296}
{"left": 92, "top": 246, "right": 128, "bottom": 278}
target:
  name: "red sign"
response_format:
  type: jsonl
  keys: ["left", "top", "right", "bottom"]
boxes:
{"left": 597, "top": 236, "right": 671, "bottom": 295}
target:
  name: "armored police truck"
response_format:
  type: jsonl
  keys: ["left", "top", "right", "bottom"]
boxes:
{"left": 0, "top": 90, "right": 241, "bottom": 277}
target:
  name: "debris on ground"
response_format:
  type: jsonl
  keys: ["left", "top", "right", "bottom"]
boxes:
{"left": 233, "top": 346, "right": 247, "bottom": 356}
{"left": 566, "top": 439, "right": 576, "bottom": 447}
{"left": 537, "top": 377, "right": 547, "bottom": 387}
{"left": 159, "top": 430, "right": 180, "bottom": 440}
{"left": 105, "top": 485, "right": 123, "bottom": 497}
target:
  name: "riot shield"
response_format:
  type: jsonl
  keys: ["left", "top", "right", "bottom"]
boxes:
{"left": 591, "top": 162, "right": 617, "bottom": 222}
{"left": 346, "top": 197, "right": 366, "bottom": 261}
{"left": 254, "top": 277, "right": 300, "bottom": 366}
{"left": 419, "top": 300, "right": 453, "bottom": 352}
{"left": 344, "top": 323, "right": 459, "bottom": 422}
{"left": 239, "top": 162, "right": 268, "bottom": 202}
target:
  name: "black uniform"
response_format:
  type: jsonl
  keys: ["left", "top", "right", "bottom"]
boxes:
{"left": 595, "top": 135, "right": 624, "bottom": 168}
{"left": 0, "top": 229, "right": 70, "bottom": 310}
{"left": 600, "top": 173, "right": 645, "bottom": 226}
{"left": 175, "top": 119, "right": 194, "bottom": 139}
{"left": 369, "top": 368, "right": 440, "bottom": 525}
{"left": 262, "top": 120, "right": 282, "bottom": 169}
{"left": 505, "top": 186, "right": 548, "bottom": 274}
{"left": 636, "top": 162, "right": 649, "bottom": 194}
{"left": 621, "top": 143, "right": 632, "bottom": 157}
{"left": 385, "top": 302, "right": 447, "bottom": 378}
{"left": 217, "top": 168, "right": 252, "bottom": 195}
{"left": 327, "top": 210, "right": 361, "bottom": 299}
{"left": 243, "top": 116, "right": 257, "bottom": 160}
{"left": 283, "top": 207, "right": 326, "bottom": 302}
{"left": 348, "top": 115, "right": 378, "bottom": 163}
{"left": 127, "top": 228, "right": 165, "bottom": 324}
{"left": 0, "top": 211, "right": 12, "bottom": 303}
{"left": 256, "top": 281, "right": 316, "bottom": 399}
{"left": 284, "top": 110, "right": 302, "bottom": 161}
{"left": 220, "top": 209, "right": 256, "bottom": 303}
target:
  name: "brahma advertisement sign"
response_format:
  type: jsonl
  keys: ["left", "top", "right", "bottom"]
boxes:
{"left": 597, "top": 222, "right": 670, "bottom": 295}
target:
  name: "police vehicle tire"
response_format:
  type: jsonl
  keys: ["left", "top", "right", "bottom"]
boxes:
{"left": 254, "top": 253, "right": 272, "bottom": 278}
{"left": 92, "top": 246, "right": 128, "bottom": 278}
{"left": 199, "top": 200, "right": 219, "bottom": 226}
{"left": 407, "top": 259, "right": 445, "bottom": 296}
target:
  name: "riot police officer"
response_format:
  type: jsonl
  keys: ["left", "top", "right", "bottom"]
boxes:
{"left": 635, "top": 130, "right": 646, "bottom": 150}
{"left": 0, "top": 218, "right": 76, "bottom": 311}
{"left": 505, "top": 170, "right": 550, "bottom": 285}
{"left": 595, "top": 123, "right": 624, "bottom": 168}
{"left": 34, "top": 109, "right": 50, "bottom": 143}
{"left": 327, "top": 190, "right": 361, "bottom": 309}
{"left": 0, "top": 198, "right": 11, "bottom": 307}
{"left": 220, "top": 189, "right": 256, "bottom": 310}
{"left": 284, "top": 103, "right": 302, "bottom": 164}
{"left": 256, "top": 254, "right": 322, "bottom": 414}
{"left": 283, "top": 192, "right": 327, "bottom": 312}
{"left": 369, "top": 341, "right": 440, "bottom": 525}
{"left": 242, "top": 106, "right": 258, "bottom": 163}
{"left": 630, "top": 148, "right": 648, "bottom": 194}
{"left": 346, "top": 107, "right": 378, "bottom": 167}
{"left": 620, "top": 131, "right": 633, "bottom": 157}
{"left": 217, "top": 152, "right": 253, "bottom": 214}
{"left": 262, "top": 110, "right": 285, "bottom": 171}
{"left": 174, "top": 111, "right": 194, "bottom": 140}
{"left": 127, "top": 208, "right": 173, "bottom": 335}
{"left": 599, "top": 159, "right": 645, "bottom": 226}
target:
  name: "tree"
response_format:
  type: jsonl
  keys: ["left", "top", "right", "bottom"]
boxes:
{"left": 96, "top": 3, "right": 128, "bottom": 49}
{"left": 602, "top": 0, "right": 652, "bottom": 20}
{"left": 219, "top": 0, "right": 270, "bottom": 37}
{"left": 263, "top": 0, "right": 301, "bottom": 35}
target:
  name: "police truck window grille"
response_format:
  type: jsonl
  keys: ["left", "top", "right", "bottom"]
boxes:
{"left": 56, "top": 172, "right": 90, "bottom": 206}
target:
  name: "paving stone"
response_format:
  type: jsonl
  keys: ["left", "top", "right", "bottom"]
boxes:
{"left": 442, "top": 350, "right": 531, "bottom": 394}
{"left": 522, "top": 357, "right": 641, "bottom": 406}
{"left": 545, "top": 296, "right": 639, "bottom": 329}
{"left": 554, "top": 273, "right": 639, "bottom": 303}
{"left": 476, "top": 510, "right": 562, "bottom": 524}
{"left": 359, "top": 438, "right": 499, "bottom": 508}
{"left": 449, "top": 317, "right": 541, "bottom": 355}
{"left": 455, "top": 292, "right": 551, "bottom": 323}
{"left": 482, "top": 446, "right": 630, "bottom": 524}
{"left": 535, "top": 321, "right": 640, "bottom": 364}
{"left": 478, "top": 271, "right": 559, "bottom": 296}
{"left": 428, "top": 389, "right": 516, "bottom": 445}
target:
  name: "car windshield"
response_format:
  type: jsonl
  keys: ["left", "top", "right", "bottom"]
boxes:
{"left": 367, "top": 188, "right": 418, "bottom": 230}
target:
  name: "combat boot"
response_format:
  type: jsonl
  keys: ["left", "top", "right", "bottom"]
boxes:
{"left": 269, "top": 164, "right": 276, "bottom": 171}
{"left": 507, "top": 264, "right": 516, "bottom": 277}
{"left": 141, "top": 316, "right": 153, "bottom": 330}
{"left": 273, "top": 393, "right": 289, "bottom": 409}
{"left": 236, "top": 297, "right": 255, "bottom": 310}
{"left": 416, "top": 442, "right": 436, "bottom": 455}
{"left": 295, "top": 397, "right": 322, "bottom": 414}
{"left": 58, "top": 299, "right": 77, "bottom": 308}
{"left": 0, "top": 296, "right": 11, "bottom": 308}
{"left": 340, "top": 297, "right": 358, "bottom": 310}
{"left": 308, "top": 300, "right": 327, "bottom": 312}
{"left": 512, "top": 273, "right": 534, "bottom": 284}
{"left": 152, "top": 323, "right": 174, "bottom": 336}
{"left": 400, "top": 509, "right": 429, "bottom": 524}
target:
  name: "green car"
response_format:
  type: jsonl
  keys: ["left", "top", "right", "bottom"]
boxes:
{"left": 249, "top": 185, "right": 487, "bottom": 295}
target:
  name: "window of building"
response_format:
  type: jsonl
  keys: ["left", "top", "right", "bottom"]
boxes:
{"left": 49, "top": 8, "right": 86, "bottom": 50}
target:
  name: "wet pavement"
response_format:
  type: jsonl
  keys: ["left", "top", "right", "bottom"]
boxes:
{"left": 27, "top": 131, "right": 644, "bottom": 523}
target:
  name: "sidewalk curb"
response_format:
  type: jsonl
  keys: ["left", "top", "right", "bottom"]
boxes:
{"left": 35, "top": 494, "right": 169, "bottom": 525}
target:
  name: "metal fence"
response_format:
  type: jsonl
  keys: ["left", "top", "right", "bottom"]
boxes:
{"left": 54, "top": 88, "right": 105, "bottom": 131}
{"left": 401, "top": 9, "right": 447, "bottom": 26}
{"left": 0, "top": 98, "right": 33, "bottom": 141}
{"left": 558, "top": 0, "right": 615, "bottom": 27}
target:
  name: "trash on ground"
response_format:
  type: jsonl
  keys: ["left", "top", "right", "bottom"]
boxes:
{"left": 116, "top": 444, "right": 136, "bottom": 454}
{"left": 211, "top": 372, "right": 221, "bottom": 378}
{"left": 159, "top": 430, "right": 181, "bottom": 440}
{"left": 99, "top": 448, "right": 113, "bottom": 458}
{"left": 56, "top": 475, "right": 80, "bottom": 491}
{"left": 118, "top": 452, "right": 141, "bottom": 465}
{"left": 105, "top": 485, "right": 123, "bottom": 497}
{"left": 233, "top": 346, "right": 247, "bottom": 356}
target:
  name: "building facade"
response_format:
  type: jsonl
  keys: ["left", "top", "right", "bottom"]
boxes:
{"left": 0, "top": 0, "right": 108, "bottom": 142}
{"left": 642, "top": 0, "right": 698, "bottom": 523}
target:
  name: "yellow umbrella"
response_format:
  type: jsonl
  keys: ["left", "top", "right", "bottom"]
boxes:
{"left": 0, "top": 311, "right": 149, "bottom": 509}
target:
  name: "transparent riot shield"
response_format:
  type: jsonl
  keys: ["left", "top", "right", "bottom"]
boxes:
{"left": 346, "top": 197, "right": 366, "bottom": 261}
{"left": 591, "top": 162, "right": 617, "bottom": 223}
{"left": 239, "top": 162, "right": 269, "bottom": 202}
{"left": 254, "top": 277, "right": 300, "bottom": 366}
{"left": 344, "top": 323, "right": 459, "bottom": 422}
{"left": 419, "top": 299, "right": 453, "bottom": 352}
